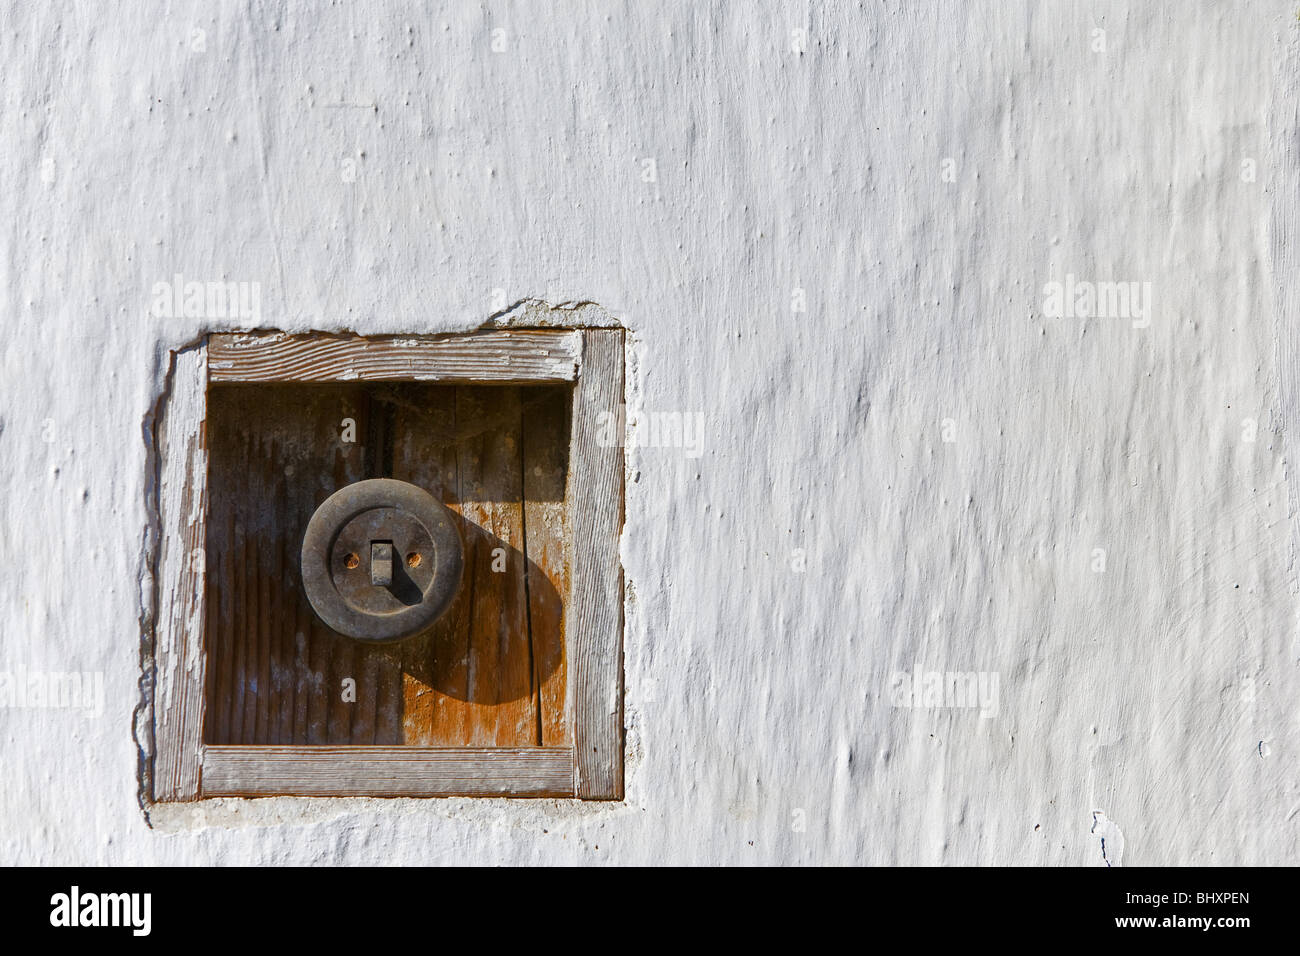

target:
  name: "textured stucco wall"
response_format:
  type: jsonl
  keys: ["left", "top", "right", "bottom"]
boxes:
{"left": 1, "top": 1, "right": 1297, "bottom": 865}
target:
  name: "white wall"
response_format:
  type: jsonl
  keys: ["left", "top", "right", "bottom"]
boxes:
{"left": 1, "top": 1, "right": 1296, "bottom": 865}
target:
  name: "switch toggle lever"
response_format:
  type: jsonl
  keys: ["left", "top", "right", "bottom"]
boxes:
{"left": 370, "top": 542, "right": 394, "bottom": 587}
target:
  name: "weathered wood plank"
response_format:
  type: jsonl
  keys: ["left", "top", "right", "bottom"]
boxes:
{"left": 523, "top": 388, "right": 571, "bottom": 746}
{"left": 209, "top": 331, "right": 580, "bottom": 384}
{"left": 568, "top": 330, "right": 626, "bottom": 799}
{"left": 457, "top": 387, "right": 536, "bottom": 746}
{"left": 292, "top": 577, "right": 312, "bottom": 744}
{"left": 210, "top": 508, "right": 235, "bottom": 745}
{"left": 206, "top": 384, "right": 373, "bottom": 745}
{"left": 153, "top": 343, "right": 209, "bottom": 801}
{"left": 397, "top": 386, "right": 473, "bottom": 745}
{"left": 201, "top": 746, "right": 575, "bottom": 797}
{"left": 394, "top": 386, "right": 542, "bottom": 746}
{"left": 357, "top": 391, "right": 407, "bottom": 745}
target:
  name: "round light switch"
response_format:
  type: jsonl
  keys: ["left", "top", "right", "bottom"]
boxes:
{"left": 301, "top": 478, "right": 464, "bottom": 643}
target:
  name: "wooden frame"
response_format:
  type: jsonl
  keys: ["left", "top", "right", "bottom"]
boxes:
{"left": 152, "top": 329, "right": 625, "bottom": 801}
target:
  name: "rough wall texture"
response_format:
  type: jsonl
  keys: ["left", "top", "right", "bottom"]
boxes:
{"left": 0, "top": 1, "right": 1297, "bottom": 865}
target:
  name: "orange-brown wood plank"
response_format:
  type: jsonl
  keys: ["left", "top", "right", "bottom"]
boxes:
{"left": 458, "top": 387, "right": 536, "bottom": 746}
{"left": 522, "top": 387, "right": 572, "bottom": 746}
{"left": 394, "top": 386, "right": 538, "bottom": 746}
{"left": 392, "top": 386, "right": 471, "bottom": 745}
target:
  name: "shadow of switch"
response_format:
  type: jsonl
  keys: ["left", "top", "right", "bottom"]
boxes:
{"left": 401, "top": 512, "right": 563, "bottom": 708}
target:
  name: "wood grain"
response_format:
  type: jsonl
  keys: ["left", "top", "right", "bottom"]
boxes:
{"left": 153, "top": 343, "right": 208, "bottom": 801}
{"left": 201, "top": 746, "right": 575, "bottom": 797}
{"left": 458, "top": 387, "right": 536, "bottom": 745}
{"left": 205, "top": 384, "right": 375, "bottom": 745}
{"left": 396, "top": 386, "right": 559, "bottom": 746}
{"left": 207, "top": 381, "right": 569, "bottom": 752}
{"left": 523, "top": 388, "right": 571, "bottom": 745}
{"left": 209, "top": 330, "right": 580, "bottom": 384}
{"left": 396, "top": 386, "right": 473, "bottom": 744}
{"left": 568, "top": 330, "right": 626, "bottom": 799}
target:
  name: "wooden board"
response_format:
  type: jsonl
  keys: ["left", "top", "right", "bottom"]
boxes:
{"left": 395, "top": 386, "right": 471, "bottom": 744}
{"left": 205, "top": 384, "right": 373, "bottom": 745}
{"left": 209, "top": 330, "right": 581, "bottom": 384}
{"left": 523, "top": 388, "right": 572, "bottom": 746}
{"left": 205, "top": 382, "right": 571, "bottom": 748}
{"left": 457, "top": 387, "right": 533, "bottom": 745}
{"left": 395, "top": 385, "right": 570, "bottom": 746}
{"left": 569, "top": 330, "right": 626, "bottom": 799}
{"left": 202, "top": 746, "right": 575, "bottom": 797}
{"left": 153, "top": 344, "right": 208, "bottom": 801}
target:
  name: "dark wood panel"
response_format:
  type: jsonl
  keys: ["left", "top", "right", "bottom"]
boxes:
{"left": 206, "top": 382, "right": 571, "bottom": 748}
{"left": 206, "top": 384, "right": 371, "bottom": 745}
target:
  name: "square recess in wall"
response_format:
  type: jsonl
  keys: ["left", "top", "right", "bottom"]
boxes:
{"left": 150, "top": 329, "right": 625, "bottom": 800}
